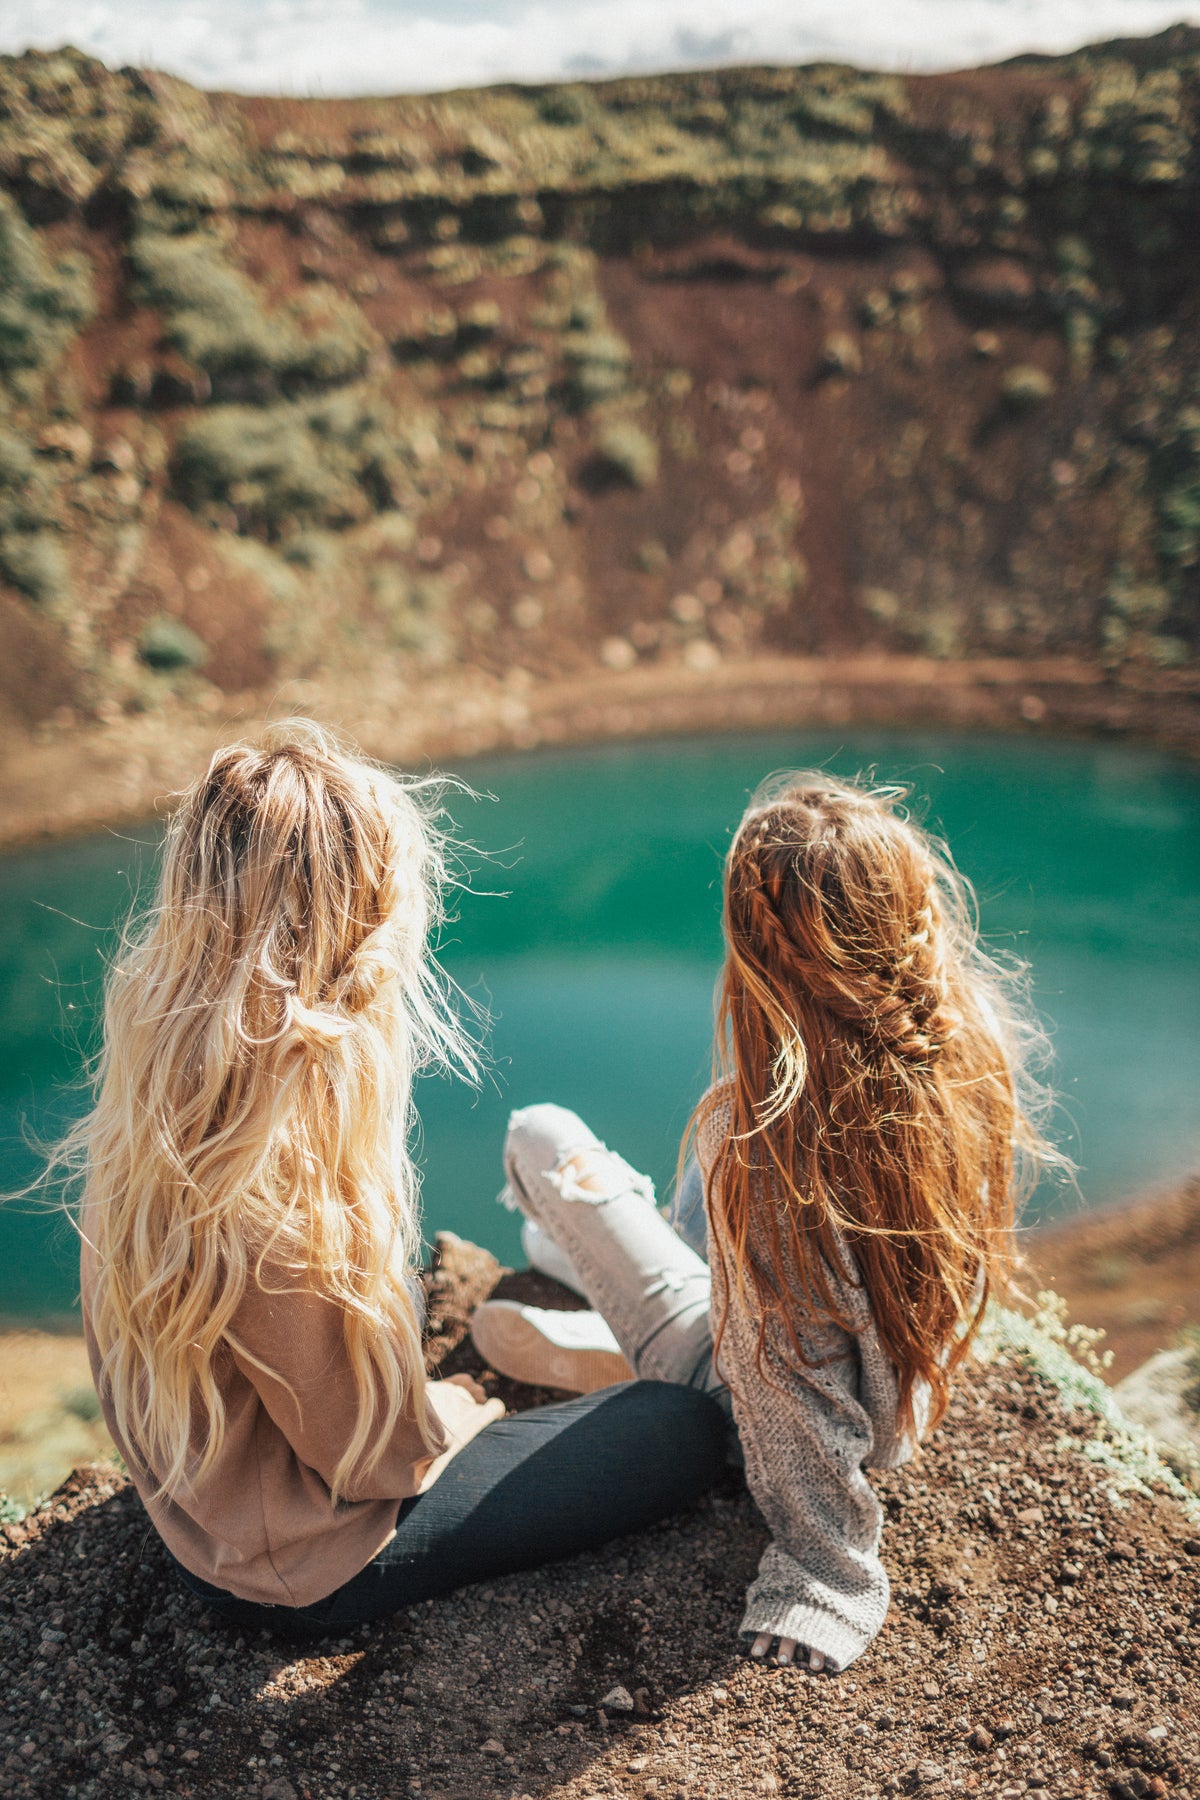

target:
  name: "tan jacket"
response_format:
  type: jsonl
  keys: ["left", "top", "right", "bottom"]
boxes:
{"left": 79, "top": 1219, "right": 493, "bottom": 1607}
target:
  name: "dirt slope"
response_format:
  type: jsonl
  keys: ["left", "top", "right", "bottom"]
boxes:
{"left": 1, "top": 1235, "right": 1197, "bottom": 1800}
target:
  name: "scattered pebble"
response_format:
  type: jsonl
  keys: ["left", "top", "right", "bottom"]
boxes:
{"left": 599, "top": 636, "right": 637, "bottom": 672}
{"left": 522, "top": 549, "right": 554, "bottom": 583}
{"left": 511, "top": 595, "right": 543, "bottom": 630}
{"left": 669, "top": 593, "right": 705, "bottom": 625}
{"left": 682, "top": 639, "right": 721, "bottom": 672}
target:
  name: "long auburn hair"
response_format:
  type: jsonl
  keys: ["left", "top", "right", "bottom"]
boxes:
{"left": 69, "top": 719, "right": 478, "bottom": 1503}
{"left": 691, "top": 772, "right": 1057, "bottom": 1437}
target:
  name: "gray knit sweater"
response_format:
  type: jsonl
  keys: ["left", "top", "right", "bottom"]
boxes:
{"left": 697, "top": 1101, "right": 925, "bottom": 1672}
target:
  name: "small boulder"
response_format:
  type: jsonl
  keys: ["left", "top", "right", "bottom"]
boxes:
{"left": 1114, "top": 1347, "right": 1200, "bottom": 1483}
{"left": 38, "top": 422, "right": 92, "bottom": 463}
{"left": 1000, "top": 364, "right": 1056, "bottom": 410}
{"left": 819, "top": 332, "right": 862, "bottom": 378}
{"left": 137, "top": 617, "right": 209, "bottom": 673}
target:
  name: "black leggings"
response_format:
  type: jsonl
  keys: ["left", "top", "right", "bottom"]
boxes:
{"left": 176, "top": 1380, "right": 729, "bottom": 1638}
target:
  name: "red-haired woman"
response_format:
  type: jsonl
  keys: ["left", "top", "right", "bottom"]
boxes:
{"left": 471, "top": 773, "right": 1057, "bottom": 1673}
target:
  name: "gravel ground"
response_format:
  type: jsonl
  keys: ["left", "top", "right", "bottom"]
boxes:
{"left": 1, "top": 1234, "right": 1197, "bottom": 1800}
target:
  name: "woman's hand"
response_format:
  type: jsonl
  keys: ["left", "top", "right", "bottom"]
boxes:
{"left": 417, "top": 1375, "right": 505, "bottom": 1493}
{"left": 435, "top": 1371, "right": 506, "bottom": 1424}
{"left": 749, "top": 1632, "right": 826, "bottom": 1672}
{"left": 443, "top": 1372, "right": 492, "bottom": 1404}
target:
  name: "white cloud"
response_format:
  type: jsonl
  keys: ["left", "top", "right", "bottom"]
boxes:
{"left": 3, "top": 0, "right": 1199, "bottom": 94}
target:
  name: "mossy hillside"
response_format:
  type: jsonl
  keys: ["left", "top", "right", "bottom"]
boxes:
{"left": 0, "top": 195, "right": 91, "bottom": 385}
{"left": 0, "top": 192, "right": 92, "bottom": 607}
{"left": 130, "top": 228, "right": 377, "bottom": 399}
{"left": 0, "top": 35, "right": 1198, "bottom": 732}
{"left": 0, "top": 427, "right": 67, "bottom": 604}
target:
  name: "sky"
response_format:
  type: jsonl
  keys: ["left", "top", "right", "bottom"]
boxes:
{"left": 3, "top": 0, "right": 1200, "bottom": 95}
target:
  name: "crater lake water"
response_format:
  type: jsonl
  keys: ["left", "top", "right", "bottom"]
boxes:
{"left": 2, "top": 729, "right": 1198, "bottom": 1320}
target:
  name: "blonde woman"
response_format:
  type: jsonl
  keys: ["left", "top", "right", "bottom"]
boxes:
{"left": 473, "top": 774, "right": 1056, "bottom": 1672}
{"left": 72, "top": 722, "right": 726, "bottom": 1636}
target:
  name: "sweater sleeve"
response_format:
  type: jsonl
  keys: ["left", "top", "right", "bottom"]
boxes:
{"left": 697, "top": 1098, "right": 893, "bottom": 1670}
{"left": 228, "top": 1262, "right": 487, "bottom": 1503}
{"left": 715, "top": 1259, "right": 891, "bottom": 1671}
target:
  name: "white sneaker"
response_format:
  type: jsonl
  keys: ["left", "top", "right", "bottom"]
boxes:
{"left": 520, "top": 1218, "right": 588, "bottom": 1297}
{"left": 469, "top": 1300, "right": 633, "bottom": 1393}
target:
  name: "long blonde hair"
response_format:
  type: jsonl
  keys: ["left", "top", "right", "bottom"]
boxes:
{"left": 692, "top": 772, "right": 1059, "bottom": 1437}
{"left": 71, "top": 719, "right": 477, "bottom": 1502}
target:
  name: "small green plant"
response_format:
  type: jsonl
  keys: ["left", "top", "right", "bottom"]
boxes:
{"left": 0, "top": 427, "right": 67, "bottom": 604}
{"left": 61, "top": 1384, "right": 103, "bottom": 1425}
{"left": 134, "top": 229, "right": 280, "bottom": 387}
{"left": 635, "top": 539, "right": 669, "bottom": 573}
{"left": 860, "top": 289, "right": 892, "bottom": 328}
{"left": 793, "top": 91, "right": 874, "bottom": 139}
{"left": 1000, "top": 364, "right": 1056, "bottom": 410}
{"left": 393, "top": 306, "right": 460, "bottom": 362}
{"left": 537, "top": 86, "right": 595, "bottom": 127}
{"left": 138, "top": 616, "right": 209, "bottom": 672}
{"left": 0, "top": 193, "right": 94, "bottom": 384}
{"left": 981, "top": 1298, "right": 1200, "bottom": 1522}
{"left": 563, "top": 328, "right": 632, "bottom": 409}
{"left": 286, "top": 286, "right": 376, "bottom": 387}
{"left": 281, "top": 529, "right": 339, "bottom": 572}
{"left": 0, "top": 1492, "right": 26, "bottom": 1525}
{"left": 458, "top": 299, "right": 502, "bottom": 342}
{"left": 1154, "top": 402, "right": 1200, "bottom": 576}
{"left": 819, "top": 332, "right": 863, "bottom": 378}
{"left": 1102, "top": 566, "right": 1174, "bottom": 662}
{"left": 133, "top": 229, "right": 373, "bottom": 397}
{"left": 0, "top": 528, "right": 66, "bottom": 605}
{"left": 174, "top": 405, "right": 340, "bottom": 531}
{"left": 370, "top": 566, "right": 453, "bottom": 662}
{"left": 172, "top": 393, "right": 395, "bottom": 536}
{"left": 592, "top": 421, "right": 659, "bottom": 489}
{"left": 1028, "top": 1288, "right": 1114, "bottom": 1378}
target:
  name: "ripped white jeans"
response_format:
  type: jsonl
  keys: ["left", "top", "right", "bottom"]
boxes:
{"left": 503, "top": 1103, "right": 724, "bottom": 1397}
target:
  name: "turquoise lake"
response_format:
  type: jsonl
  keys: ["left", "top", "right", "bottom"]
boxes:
{"left": 2, "top": 730, "right": 1199, "bottom": 1320}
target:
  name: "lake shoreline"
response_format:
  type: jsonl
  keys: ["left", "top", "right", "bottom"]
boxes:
{"left": 2, "top": 652, "right": 1199, "bottom": 851}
